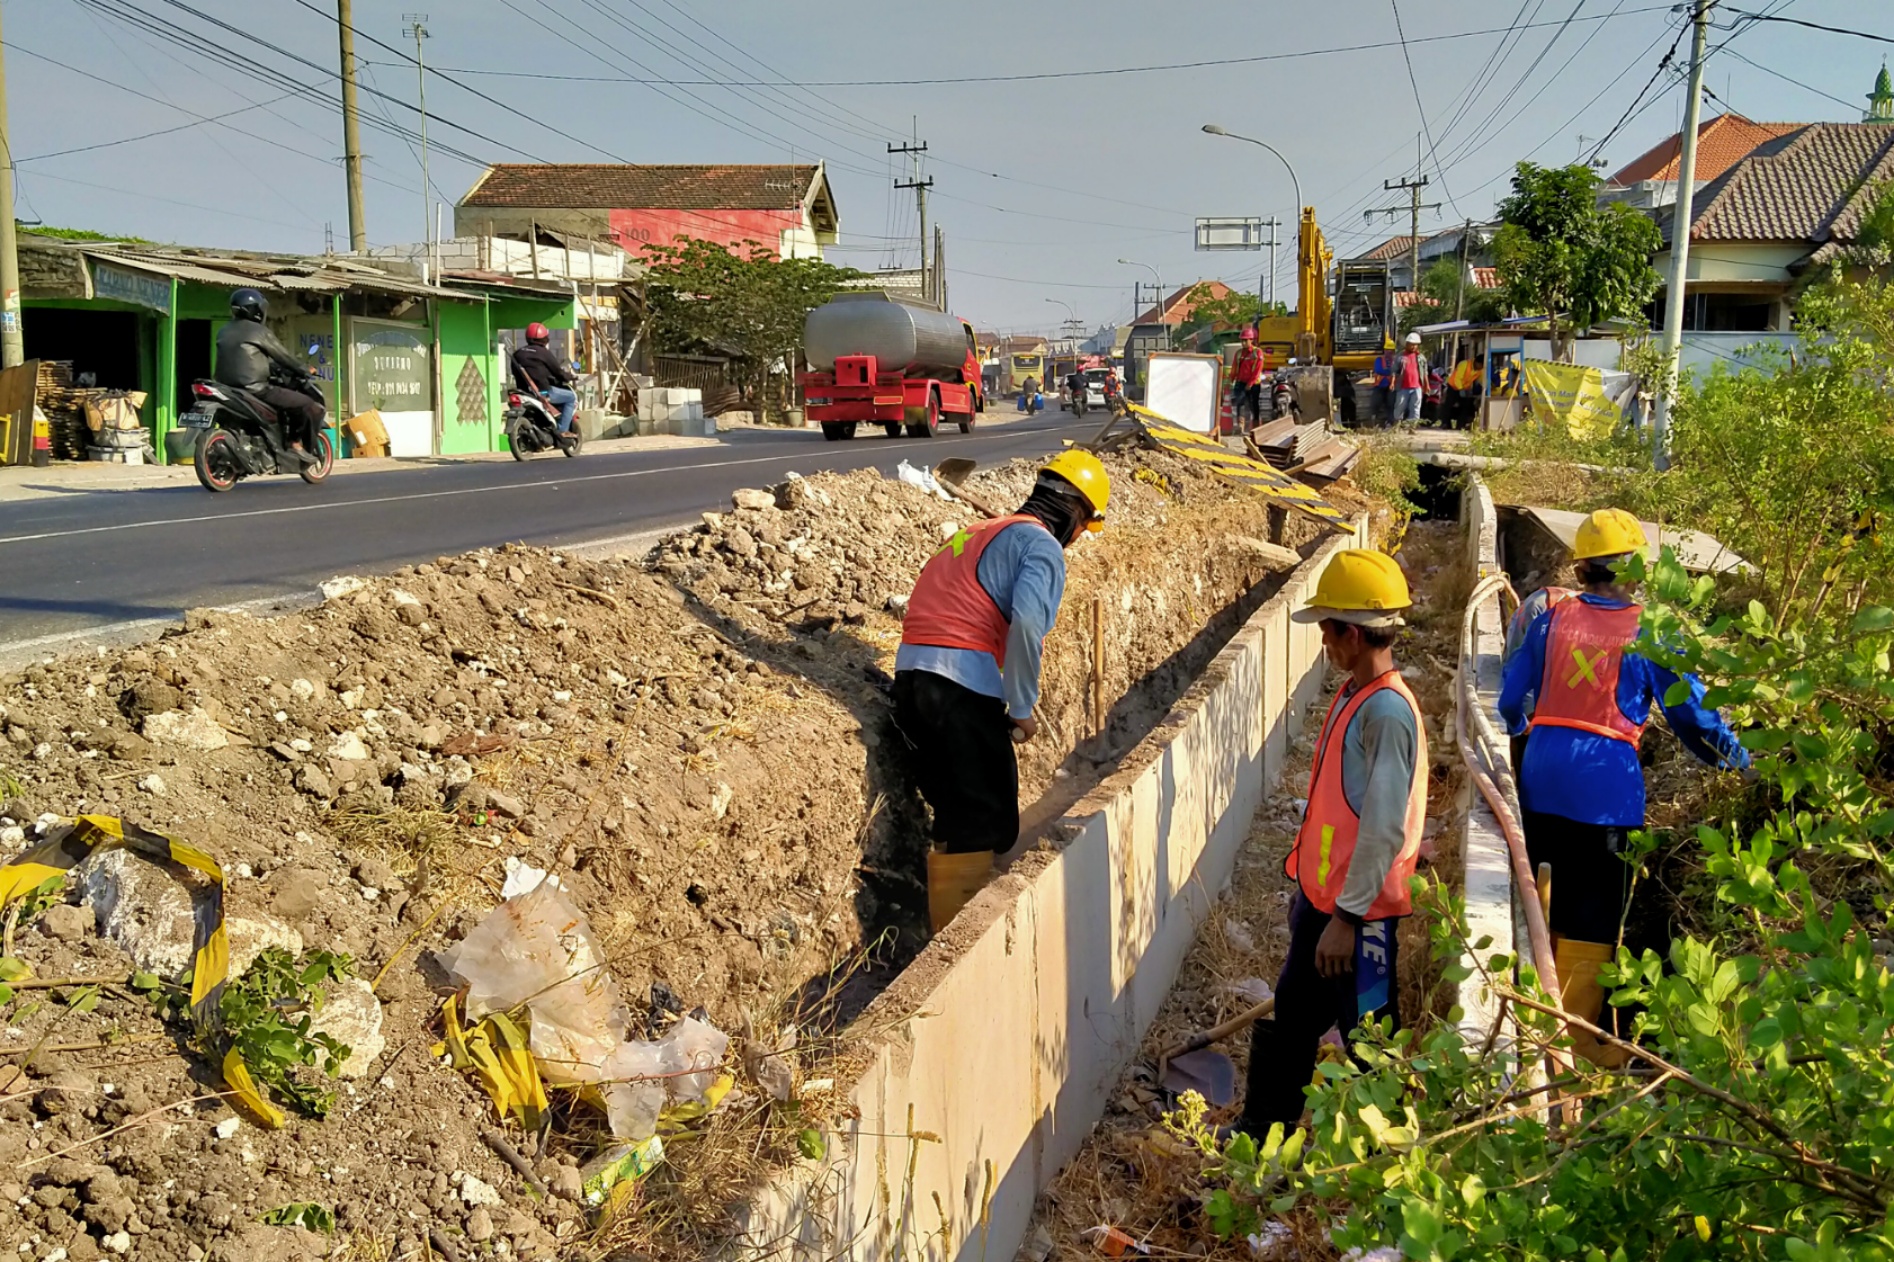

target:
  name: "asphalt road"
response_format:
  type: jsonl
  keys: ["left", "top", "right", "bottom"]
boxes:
{"left": 0, "top": 411, "right": 1094, "bottom": 647}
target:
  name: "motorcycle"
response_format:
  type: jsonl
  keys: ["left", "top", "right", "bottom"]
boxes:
{"left": 502, "top": 389, "right": 581, "bottom": 460}
{"left": 182, "top": 370, "right": 333, "bottom": 493}
{"left": 1270, "top": 371, "right": 1300, "bottom": 422}
{"left": 1066, "top": 380, "right": 1088, "bottom": 417}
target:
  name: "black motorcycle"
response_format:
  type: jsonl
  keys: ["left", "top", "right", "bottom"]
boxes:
{"left": 182, "top": 371, "right": 333, "bottom": 493}
{"left": 502, "top": 390, "right": 581, "bottom": 460}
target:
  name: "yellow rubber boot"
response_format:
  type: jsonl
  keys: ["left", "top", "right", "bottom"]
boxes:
{"left": 926, "top": 850, "right": 994, "bottom": 933}
{"left": 1555, "top": 939, "right": 1629, "bottom": 1069}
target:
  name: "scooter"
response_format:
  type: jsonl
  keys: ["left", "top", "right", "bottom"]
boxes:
{"left": 182, "top": 370, "right": 333, "bottom": 493}
{"left": 502, "top": 390, "right": 582, "bottom": 460}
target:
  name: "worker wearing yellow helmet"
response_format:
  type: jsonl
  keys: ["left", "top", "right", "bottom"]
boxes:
{"left": 1236, "top": 548, "right": 1430, "bottom": 1138}
{"left": 1498, "top": 509, "right": 1748, "bottom": 1067}
{"left": 894, "top": 449, "right": 1110, "bottom": 931}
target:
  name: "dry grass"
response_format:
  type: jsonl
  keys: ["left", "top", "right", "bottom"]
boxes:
{"left": 324, "top": 802, "right": 461, "bottom": 894}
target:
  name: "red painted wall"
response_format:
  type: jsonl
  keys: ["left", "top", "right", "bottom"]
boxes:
{"left": 609, "top": 208, "right": 803, "bottom": 259}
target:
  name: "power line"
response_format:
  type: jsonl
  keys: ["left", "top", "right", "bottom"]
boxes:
{"left": 1721, "top": 47, "right": 1857, "bottom": 111}
{"left": 1723, "top": 11, "right": 1894, "bottom": 46}
{"left": 374, "top": 6, "right": 1674, "bottom": 88}
{"left": 1388, "top": 0, "right": 1461, "bottom": 216}
{"left": 18, "top": 89, "right": 300, "bottom": 162}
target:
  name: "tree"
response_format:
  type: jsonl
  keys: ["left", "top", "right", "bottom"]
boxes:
{"left": 1494, "top": 162, "right": 1662, "bottom": 361}
{"left": 1397, "top": 257, "right": 1508, "bottom": 334}
{"left": 1174, "top": 283, "right": 1287, "bottom": 344}
{"left": 640, "top": 237, "right": 861, "bottom": 420}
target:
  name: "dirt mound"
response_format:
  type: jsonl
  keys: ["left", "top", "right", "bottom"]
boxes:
{"left": 0, "top": 445, "right": 1352, "bottom": 1261}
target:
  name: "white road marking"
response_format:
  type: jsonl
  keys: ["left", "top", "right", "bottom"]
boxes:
{"left": 0, "top": 427, "right": 1034, "bottom": 547}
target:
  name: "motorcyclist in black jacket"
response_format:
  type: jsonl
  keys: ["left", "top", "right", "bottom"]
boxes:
{"left": 215, "top": 288, "right": 323, "bottom": 467}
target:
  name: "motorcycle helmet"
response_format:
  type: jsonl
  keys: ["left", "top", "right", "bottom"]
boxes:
{"left": 526, "top": 322, "right": 551, "bottom": 345}
{"left": 231, "top": 288, "right": 267, "bottom": 323}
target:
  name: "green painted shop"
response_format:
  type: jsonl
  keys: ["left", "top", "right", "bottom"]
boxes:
{"left": 17, "top": 235, "right": 576, "bottom": 462}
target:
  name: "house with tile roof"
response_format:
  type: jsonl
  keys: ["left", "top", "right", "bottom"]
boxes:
{"left": 1134, "top": 280, "right": 1235, "bottom": 326}
{"left": 1607, "top": 113, "right": 1803, "bottom": 205}
{"left": 1656, "top": 121, "right": 1894, "bottom": 331}
{"left": 455, "top": 163, "right": 840, "bottom": 262}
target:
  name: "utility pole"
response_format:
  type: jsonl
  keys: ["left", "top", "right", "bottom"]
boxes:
{"left": 890, "top": 123, "right": 932, "bottom": 299}
{"left": 1367, "top": 177, "right": 1440, "bottom": 298}
{"left": 403, "top": 13, "right": 430, "bottom": 276}
{"left": 0, "top": 6, "right": 21, "bottom": 369}
{"left": 1449, "top": 219, "right": 1473, "bottom": 370}
{"left": 1654, "top": 0, "right": 1714, "bottom": 471}
{"left": 1260, "top": 217, "right": 1282, "bottom": 307}
{"left": 338, "top": 0, "right": 367, "bottom": 252}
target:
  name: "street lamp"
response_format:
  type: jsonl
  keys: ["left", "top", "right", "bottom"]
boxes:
{"left": 1201, "top": 124, "right": 1303, "bottom": 217}
{"left": 1044, "top": 296, "right": 1076, "bottom": 329}
{"left": 1117, "top": 258, "right": 1163, "bottom": 325}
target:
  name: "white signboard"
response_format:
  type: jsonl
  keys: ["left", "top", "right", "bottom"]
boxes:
{"left": 1144, "top": 352, "right": 1223, "bottom": 434}
{"left": 1195, "top": 217, "right": 1266, "bottom": 251}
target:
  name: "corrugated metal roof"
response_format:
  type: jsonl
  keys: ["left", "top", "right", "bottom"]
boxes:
{"left": 1520, "top": 506, "right": 1750, "bottom": 576}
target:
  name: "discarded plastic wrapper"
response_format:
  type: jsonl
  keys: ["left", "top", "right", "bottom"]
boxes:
{"left": 1082, "top": 1225, "right": 1150, "bottom": 1257}
{"left": 894, "top": 460, "right": 950, "bottom": 500}
{"left": 440, "top": 878, "right": 628, "bottom": 1088}
{"left": 581, "top": 1133, "right": 664, "bottom": 1209}
{"left": 442, "top": 880, "right": 731, "bottom": 1140}
{"left": 499, "top": 855, "right": 559, "bottom": 899}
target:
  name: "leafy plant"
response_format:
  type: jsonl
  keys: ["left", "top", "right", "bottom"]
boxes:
{"left": 216, "top": 947, "right": 354, "bottom": 1119}
{"left": 259, "top": 1202, "right": 336, "bottom": 1233}
{"left": 1175, "top": 283, "right": 1287, "bottom": 343}
{"left": 1494, "top": 162, "right": 1663, "bottom": 361}
{"left": 0, "top": 955, "right": 26, "bottom": 1006}
{"left": 1399, "top": 256, "right": 1509, "bottom": 334}
{"left": 638, "top": 237, "right": 862, "bottom": 421}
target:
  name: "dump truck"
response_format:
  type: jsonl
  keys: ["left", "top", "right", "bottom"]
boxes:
{"left": 801, "top": 294, "right": 983, "bottom": 441}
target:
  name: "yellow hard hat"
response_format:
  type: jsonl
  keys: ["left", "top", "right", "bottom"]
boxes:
{"left": 1573, "top": 508, "right": 1646, "bottom": 561}
{"left": 1041, "top": 449, "right": 1110, "bottom": 533}
{"left": 1291, "top": 549, "right": 1412, "bottom": 626}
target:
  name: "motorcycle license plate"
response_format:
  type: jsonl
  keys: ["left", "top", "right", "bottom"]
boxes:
{"left": 180, "top": 411, "right": 215, "bottom": 429}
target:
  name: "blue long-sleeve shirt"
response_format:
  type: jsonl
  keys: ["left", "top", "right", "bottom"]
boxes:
{"left": 894, "top": 520, "right": 1066, "bottom": 719}
{"left": 1497, "top": 593, "right": 1748, "bottom": 826}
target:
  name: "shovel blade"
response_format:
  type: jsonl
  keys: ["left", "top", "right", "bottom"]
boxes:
{"left": 1161, "top": 1048, "right": 1237, "bottom": 1107}
{"left": 932, "top": 457, "right": 978, "bottom": 487}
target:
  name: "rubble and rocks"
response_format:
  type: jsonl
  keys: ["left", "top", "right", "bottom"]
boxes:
{"left": 0, "top": 447, "right": 1357, "bottom": 1262}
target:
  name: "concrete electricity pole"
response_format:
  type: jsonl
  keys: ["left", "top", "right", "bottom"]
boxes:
{"left": 0, "top": 6, "right": 23, "bottom": 369}
{"left": 891, "top": 125, "right": 932, "bottom": 298}
{"left": 1367, "top": 169, "right": 1440, "bottom": 295}
{"left": 403, "top": 13, "right": 430, "bottom": 275}
{"left": 1654, "top": 0, "right": 1715, "bottom": 471}
{"left": 338, "top": 0, "right": 368, "bottom": 252}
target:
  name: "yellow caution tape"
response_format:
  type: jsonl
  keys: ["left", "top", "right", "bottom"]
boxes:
{"left": 0, "top": 815, "right": 228, "bottom": 1034}
{"left": 1122, "top": 403, "right": 1353, "bottom": 532}
{"left": 221, "top": 1046, "right": 287, "bottom": 1129}
{"left": 437, "top": 997, "right": 548, "bottom": 1130}
{"left": 484, "top": 1010, "right": 548, "bottom": 1132}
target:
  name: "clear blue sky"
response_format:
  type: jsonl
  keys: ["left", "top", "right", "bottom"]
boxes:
{"left": 6, "top": 0, "right": 1884, "bottom": 333}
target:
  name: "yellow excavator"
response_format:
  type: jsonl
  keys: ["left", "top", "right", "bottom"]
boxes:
{"left": 1251, "top": 208, "right": 1392, "bottom": 373}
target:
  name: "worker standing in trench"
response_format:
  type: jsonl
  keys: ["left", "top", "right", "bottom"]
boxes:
{"left": 892, "top": 450, "right": 1112, "bottom": 932}
{"left": 1498, "top": 508, "right": 1749, "bottom": 1066}
{"left": 1237, "top": 550, "right": 1429, "bottom": 1138}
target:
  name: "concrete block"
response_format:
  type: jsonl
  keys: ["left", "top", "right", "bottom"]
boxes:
{"left": 575, "top": 408, "right": 616, "bottom": 441}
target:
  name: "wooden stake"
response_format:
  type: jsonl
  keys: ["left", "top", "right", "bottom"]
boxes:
{"left": 1091, "top": 596, "right": 1105, "bottom": 739}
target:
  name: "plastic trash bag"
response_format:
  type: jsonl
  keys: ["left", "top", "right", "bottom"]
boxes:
{"left": 596, "top": 1015, "right": 731, "bottom": 1141}
{"left": 439, "top": 878, "right": 628, "bottom": 1087}
{"left": 894, "top": 460, "right": 950, "bottom": 500}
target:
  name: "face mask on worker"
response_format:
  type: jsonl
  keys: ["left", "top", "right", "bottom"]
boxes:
{"left": 1019, "top": 475, "right": 1091, "bottom": 547}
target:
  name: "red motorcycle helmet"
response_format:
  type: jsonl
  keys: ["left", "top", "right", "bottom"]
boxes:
{"left": 525, "top": 323, "right": 551, "bottom": 344}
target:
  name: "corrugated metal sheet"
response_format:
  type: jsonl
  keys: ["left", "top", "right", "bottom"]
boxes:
{"left": 1519, "top": 506, "right": 1751, "bottom": 576}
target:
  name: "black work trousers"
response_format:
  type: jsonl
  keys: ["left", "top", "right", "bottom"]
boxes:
{"left": 253, "top": 384, "right": 325, "bottom": 456}
{"left": 893, "top": 669, "right": 1019, "bottom": 854}
{"left": 1234, "top": 383, "right": 1263, "bottom": 428}
{"left": 1241, "top": 891, "right": 1401, "bottom": 1133}
{"left": 1523, "top": 810, "right": 1634, "bottom": 944}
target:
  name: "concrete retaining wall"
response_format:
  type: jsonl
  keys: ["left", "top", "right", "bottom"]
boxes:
{"left": 1457, "top": 477, "right": 1518, "bottom": 1041}
{"left": 738, "top": 516, "right": 1369, "bottom": 1262}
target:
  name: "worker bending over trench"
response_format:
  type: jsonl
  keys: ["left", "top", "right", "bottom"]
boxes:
{"left": 1499, "top": 508, "right": 1749, "bottom": 1065}
{"left": 892, "top": 450, "right": 1112, "bottom": 932}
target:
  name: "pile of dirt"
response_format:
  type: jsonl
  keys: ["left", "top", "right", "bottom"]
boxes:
{"left": 0, "top": 444, "right": 1352, "bottom": 1262}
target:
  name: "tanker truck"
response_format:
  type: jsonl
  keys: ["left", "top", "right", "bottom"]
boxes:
{"left": 800, "top": 293, "right": 983, "bottom": 441}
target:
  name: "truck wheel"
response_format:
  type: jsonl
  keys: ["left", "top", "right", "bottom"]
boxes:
{"left": 958, "top": 410, "right": 974, "bottom": 435}
{"left": 882, "top": 423, "right": 903, "bottom": 438}
{"left": 821, "top": 422, "right": 857, "bottom": 442}
{"left": 906, "top": 389, "right": 940, "bottom": 438}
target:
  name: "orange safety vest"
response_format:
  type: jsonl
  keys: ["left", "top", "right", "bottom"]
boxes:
{"left": 1285, "top": 671, "right": 1429, "bottom": 920}
{"left": 900, "top": 514, "right": 1044, "bottom": 667}
{"left": 1528, "top": 599, "right": 1646, "bottom": 744}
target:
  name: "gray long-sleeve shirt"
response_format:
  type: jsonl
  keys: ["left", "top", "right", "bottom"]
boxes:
{"left": 1321, "top": 683, "right": 1422, "bottom": 919}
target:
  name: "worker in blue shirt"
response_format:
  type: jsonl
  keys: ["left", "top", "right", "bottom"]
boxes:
{"left": 1498, "top": 508, "right": 1748, "bottom": 1066}
{"left": 894, "top": 450, "right": 1111, "bottom": 931}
